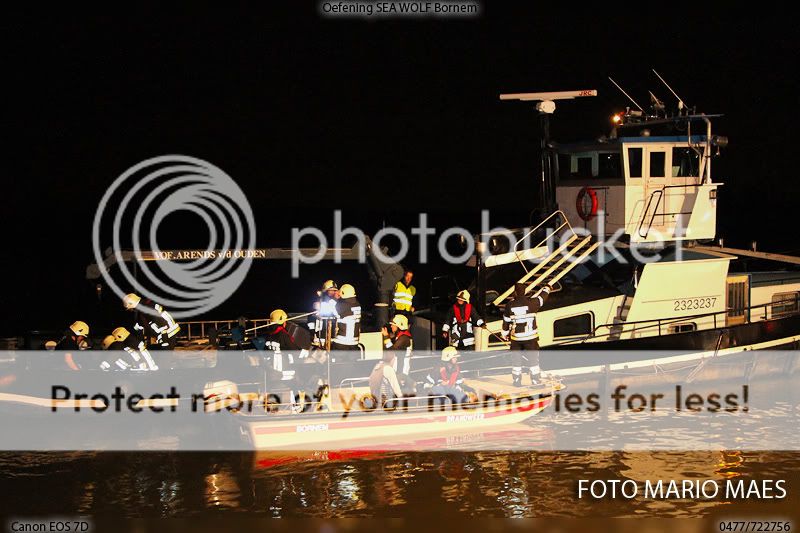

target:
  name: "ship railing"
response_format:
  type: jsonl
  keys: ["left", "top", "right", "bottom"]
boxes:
{"left": 512, "top": 210, "right": 574, "bottom": 274}
{"left": 177, "top": 317, "right": 272, "bottom": 341}
{"left": 567, "top": 294, "right": 800, "bottom": 345}
{"left": 638, "top": 189, "right": 664, "bottom": 239}
{"left": 637, "top": 184, "right": 706, "bottom": 239}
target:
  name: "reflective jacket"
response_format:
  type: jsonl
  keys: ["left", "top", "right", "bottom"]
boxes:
{"left": 392, "top": 281, "right": 415, "bottom": 312}
{"left": 134, "top": 299, "right": 180, "bottom": 344}
{"left": 100, "top": 337, "right": 157, "bottom": 371}
{"left": 264, "top": 324, "right": 301, "bottom": 371}
{"left": 502, "top": 286, "right": 552, "bottom": 341}
{"left": 442, "top": 303, "right": 485, "bottom": 347}
{"left": 383, "top": 330, "right": 413, "bottom": 374}
{"left": 334, "top": 297, "right": 361, "bottom": 346}
{"left": 426, "top": 361, "right": 463, "bottom": 388}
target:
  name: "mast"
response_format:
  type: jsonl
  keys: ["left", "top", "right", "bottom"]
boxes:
{"left": 500, "top": 90, "right": 597, "bottom": 213}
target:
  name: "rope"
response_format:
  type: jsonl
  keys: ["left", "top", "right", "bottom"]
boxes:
{"left": 245, "top": 311, "right": 318, "bottom": 333}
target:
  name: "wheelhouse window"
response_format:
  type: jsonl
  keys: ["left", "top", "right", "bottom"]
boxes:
{"left": 649, "top": 151, "right": 666, "bottom": 177}
{"left": 553, "top": 313, "right": 593, "bottom": 338}
{"left": 558, "top": 151, "right": 622, "bottom": 180}
{"left": 627, "top": 147, "right": 642, "bottom": 178}
{"left": 771, "top": 292, "right": 800, "bottom": 317}
{"left": 598, "top": 153, "right": 621, "bottom": 179}
{"left": 672, "top": 147, "right": 700, "bottom": 177}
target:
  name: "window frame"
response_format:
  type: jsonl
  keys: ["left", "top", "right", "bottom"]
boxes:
{"left": 552, "top": 311, "right": 595, "bottom": 340}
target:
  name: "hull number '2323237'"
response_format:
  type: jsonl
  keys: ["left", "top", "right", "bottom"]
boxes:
{"left": 674, "top": 297, "right": 717, "bottom": 311}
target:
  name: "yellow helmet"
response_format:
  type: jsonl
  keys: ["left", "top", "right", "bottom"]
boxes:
{"left": 44, "top": 340, "right": 57, "bottom": 350}
{"left": 390, "top": 314, "right": 409, "bottom": 331}
{"left": 339, "top": 284, "right": 356, "bottom": 299}
{"left": 123, "top": 293, "right": 141, "bottom": 310}
{"left": 321, "top": 280, "right": 338, "bottom": 291}
{"left": 270, "top": 309, "right": 288, "bottom": 325}
{"left": 456, "top": 290, "right": 470, "bottom": 303}
{"left": 101, "top": 335, "right": 116, "bottom": 350}
{"left": 112, "top": 327, "right": 131, "bottom": 342}
{"left": 441, "top": 346, "right": 459, "bottom": 362}
{"left": 70, "top": 321, "right": 89, "bottom": 337}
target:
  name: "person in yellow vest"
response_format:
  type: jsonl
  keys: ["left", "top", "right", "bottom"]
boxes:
{"left": 392, "top": 270, "right": 416, "bottom": 323}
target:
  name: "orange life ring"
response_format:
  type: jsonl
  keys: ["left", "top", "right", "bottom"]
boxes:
{"left": 576, "top": 187, "right": 599, "bottom": 221}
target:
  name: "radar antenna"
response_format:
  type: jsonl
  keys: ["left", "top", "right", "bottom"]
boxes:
{"left": 499, "top": 89, "right": 597, "bottom": 214}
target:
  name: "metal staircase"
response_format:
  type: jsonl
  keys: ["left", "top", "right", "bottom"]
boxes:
{"left": 492, "top": 211, "right": 600, "bottom": 306}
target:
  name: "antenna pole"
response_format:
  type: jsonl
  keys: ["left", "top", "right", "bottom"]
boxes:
{"left": 652, "top": 69, "right": 685, "bottom": 107}
{"left": 608, "top": 77, "right": 643, "bottom": 111}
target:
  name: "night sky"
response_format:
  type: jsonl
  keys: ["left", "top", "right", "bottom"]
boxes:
{"left": 4, "top": 5, "right": 799, "bottom": 337}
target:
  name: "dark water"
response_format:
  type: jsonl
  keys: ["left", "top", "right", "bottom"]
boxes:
{"left": 0, "top": 450, "right": 798, "bottom": 518}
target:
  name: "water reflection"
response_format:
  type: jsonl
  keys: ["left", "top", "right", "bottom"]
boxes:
{"left": 0, "top": 449, "right": 798, "bottom": 517}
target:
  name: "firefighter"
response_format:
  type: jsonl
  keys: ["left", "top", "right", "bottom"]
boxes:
{"left": 501, "top": 282, "right": 553, "bottom": 386}
{"left": 123, "top": 293, "right": 181, "bottom": 350}
{"left": 309, "top": 279, "right": 339, "bottom": 347}
{"left": 56, "top": 321, "right": 91, "bottom": 351}
{"left": 54, "top": 321, "right": 92, "bottom": 370}
{"left": 331, "top": 283, "right": 361, "bottom": 361}
{"left": 264, "top": 309, "right": 322, "bottom": 413}
{"left": 381, "top": 314, "right": 413, "bottom": 376}
{"left": 442, "top": 290, "right": 485, "bottom": 350}
{"left": 392, "top": 270, "right": 416, "bottom": 322}
{"left": 99, "top": 326, "right": 158, "bottom": 371}
{"left": 425, "top": 346, "right": 471, "bottom": 404}
{"left": 263, "top": 309, "right": 303, "bottom": 375}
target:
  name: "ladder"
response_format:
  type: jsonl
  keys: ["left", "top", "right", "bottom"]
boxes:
{"left": 492, "top": 213, "right": 599, "bottom": 306}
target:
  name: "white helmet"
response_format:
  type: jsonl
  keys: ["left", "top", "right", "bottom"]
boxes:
{"left": 390, "top": 314, "right": 409, "bottom": 331}
{"left": 339, "top": 284, "right": 356, "bottom": 299}
{"left": 70, "top": 321, "right": 89, "bottom": 337}
{"left": 456, "top": 290, "right": 470, "bottom": 303}
{"left": 123, "top": 293, "right": 141, "bottom": 310}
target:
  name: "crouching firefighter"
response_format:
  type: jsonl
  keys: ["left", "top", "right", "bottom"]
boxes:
{"left": 100, "top": 327, "right": 159, "bottom": 371}
{"left": 123, "top": 293, "right": 181, "bottom": 350}
{"left": 424, "top": 346, "right": 474, "bottom": 405}
{"left": 442, "top": 290, "right": 485, "bottom": 350}
{"left": 501, "top": 282, "right": 552, "bottom": 386}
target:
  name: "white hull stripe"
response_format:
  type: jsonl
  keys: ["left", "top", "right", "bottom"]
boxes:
{"left": 552, "top": 334, "right": 800, "bottom": 377}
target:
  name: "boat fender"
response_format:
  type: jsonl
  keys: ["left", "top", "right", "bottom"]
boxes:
{"left": 576, "top": 186, "right": 599, "bottom": 221}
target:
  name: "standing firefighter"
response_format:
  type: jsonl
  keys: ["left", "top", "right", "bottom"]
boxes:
{"left": 442, "top": 290, "right": 485, "bottom": 350}
{"left": 309, "top": 279, "right": 339, "bottom": 347}
{"left": 381, "top": 314, "right": 413, "bottom": 376}
{"left": 123, "top": 293, "right": 181, "bottom": 350}
{"left": 501, "top": 282, "right": 553, "bottom": 386}
{"left": 392, "top": 270, "right": 416, "bottom": 321}
{"left": 264, "top": 309, "right": 303, "bottom": 376}
{"left": 331, "top": 284, "right": 362, "bottom": 360}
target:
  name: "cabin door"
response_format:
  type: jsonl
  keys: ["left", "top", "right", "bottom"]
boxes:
{"left": 726, "top": 275, "right": 749, "bottom": 326}
{"left": 641, "top": 147, "right": 668, "bottom": 238}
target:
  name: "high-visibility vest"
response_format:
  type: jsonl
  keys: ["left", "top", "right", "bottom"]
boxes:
{"left": 393, "top": 281, "right": 416, "bottom": 311}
